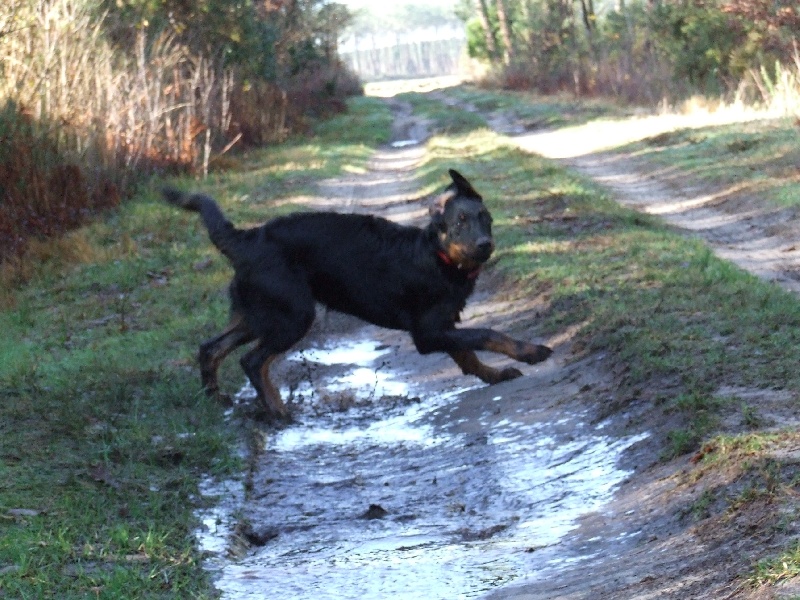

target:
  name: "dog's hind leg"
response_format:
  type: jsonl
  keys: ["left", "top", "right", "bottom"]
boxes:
{"left": 448, "top": 350, "right": 523, "bottom": 384}
{"left": 240, "top": 345, "right": 289, "bottom": 421}
{"left": 198, "top": 313, "right": 255, "bottom": 400}
{"left": 239, "top": 293, "right": 315, "bottom": 421}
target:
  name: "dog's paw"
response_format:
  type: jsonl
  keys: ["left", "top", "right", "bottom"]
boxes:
{"left": 482, "top": 366, "right": 523, "bottom": 384}
{"left": 252, "top": 406, "right": 293, "bottom": 426}
{"left": 520, "top": 344, "right": 553, "bottom": 364}
{"left": 215, "top": 392, "right": 235, "bottom": 407}
{"left": 498, "top": 366, "right": 524, "bottom": 381}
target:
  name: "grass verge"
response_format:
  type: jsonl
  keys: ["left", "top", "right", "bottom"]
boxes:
{"left": 439, "top": 84, "right": 629, "bottom": 129}
{"left": 622, "top": 117, "right": 800, "bottom": 208}
{"left": 0, "top": 96, "right": 392, "bottom": 598}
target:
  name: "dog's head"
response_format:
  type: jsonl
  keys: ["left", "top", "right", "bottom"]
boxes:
{"left": 430, "top": 169, "right": 494, "bottom": 273}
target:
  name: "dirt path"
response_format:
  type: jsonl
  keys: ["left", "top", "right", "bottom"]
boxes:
{"left": 506, "top": 113, "right": 800, "bottom": 296}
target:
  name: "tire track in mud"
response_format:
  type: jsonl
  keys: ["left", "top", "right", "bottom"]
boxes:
{"left": 194, "top": 99, "right": 649, "bottom": 599}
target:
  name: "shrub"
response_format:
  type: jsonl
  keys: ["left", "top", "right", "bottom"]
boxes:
{"left": 0, "top": 103, "right": 119, "bottom": 260}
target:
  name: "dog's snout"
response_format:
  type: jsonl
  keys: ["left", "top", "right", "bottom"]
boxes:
{"left": 477, "top": 238, "right": 494, "bottom": 254}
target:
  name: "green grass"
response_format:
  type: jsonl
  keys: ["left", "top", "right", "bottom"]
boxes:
{"left": 691, "top": 432, "right": 800, "bottom": 590}
{"left": 397, "top": 91, "right": 488, "bottom": 135}
{"left": 0, "top": 95, "right": 392, "bottom": 598}
{"left": 624, "top": 117, "right": 800, "bottom": 208}
{"left": 396, "top": 85, "right": 625, "bottom": 138}
{"left": 752, "top": 540, "right": 800, "bottom": 587}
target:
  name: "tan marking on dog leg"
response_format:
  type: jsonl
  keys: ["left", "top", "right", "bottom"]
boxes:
{"left": 482, "top": 336, "right": 520, "bottom": 357}
{"left": 448, "top": 351, "right": 522, "bottom": 384}
{"left": 483, "top": 335, "right": 552, "bottom": 365}
{"left": 199, "top": 313, "right": 253, "bottom": 397}
{"left": 259, "top": 355, "right": 288, "bottom": 418}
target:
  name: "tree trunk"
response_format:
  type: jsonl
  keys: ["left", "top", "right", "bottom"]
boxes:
{"left": 495, "top": 0, "right": 514, "bottom": 65}
{"left": 476, "top": 0, "right": 499, "bottom": 61}
{"left": 579, "top": 0, "right": 595, "bottom": 33}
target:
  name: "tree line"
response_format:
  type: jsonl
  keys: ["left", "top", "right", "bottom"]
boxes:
{"left": 458, "top": 0, "right": 800, "bottom": 103}
{"left": 339, "top": 2, "right": 465, "bottom": 80}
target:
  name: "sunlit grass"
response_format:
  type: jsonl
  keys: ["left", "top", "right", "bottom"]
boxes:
{"left": 751, "top": 541, "right": 800, "bottom": 587}
{"left": 445, "top": 84, "right": 625, "bottom": 128}
{"left": 397, "top": 91, "right": 488, "bottom": 135}
{"left": 619, "top": 118, "right": 800, "bottom": 209}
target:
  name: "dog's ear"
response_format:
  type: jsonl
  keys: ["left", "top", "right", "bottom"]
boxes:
{"left": 448, "top": 169, "right": 483, "bottom": 201}
{"left": 429, "top": 191, "right": 451, "bottom": 231}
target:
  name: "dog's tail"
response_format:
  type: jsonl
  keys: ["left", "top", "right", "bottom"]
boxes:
{"left": 162, "top": 187, "right": 243, "bottom": 263}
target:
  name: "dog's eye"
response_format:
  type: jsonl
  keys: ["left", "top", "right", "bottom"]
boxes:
{"left": 458, "top": 213, "right": 467, "bottom": 222}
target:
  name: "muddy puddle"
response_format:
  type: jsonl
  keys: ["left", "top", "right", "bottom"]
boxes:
{"left": 196, "top": 324, "right": 647, "bottom": 599}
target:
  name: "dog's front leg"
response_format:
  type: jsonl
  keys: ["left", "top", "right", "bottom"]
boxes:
{"left": 414, "top": 327, "right": 552, "bottom": 384}
{"left": 448, "top": 350, "right": 523, "bottom": 384}
{"left": 476, "top": 328, "right": 553, "bottom": 365}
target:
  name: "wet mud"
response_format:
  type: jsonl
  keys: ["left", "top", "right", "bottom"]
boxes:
{"left": 194, "top": 100, "right": 647, "bottom": 598}
{"left": 196, "top": 314, "right": 645, "bottom": 599}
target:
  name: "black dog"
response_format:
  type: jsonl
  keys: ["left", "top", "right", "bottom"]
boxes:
{"left": 163, "top": 169, "right": 551, "bottom": 420}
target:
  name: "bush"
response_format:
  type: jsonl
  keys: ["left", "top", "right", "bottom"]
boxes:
{"left": 286, "top": 62, "right": 364, "bottom": 120}
{"left": 0, "top": 103, "right": 119, "bottom": 260}
{"left": 0, "top": 1, "right": 360, "bottom": 266}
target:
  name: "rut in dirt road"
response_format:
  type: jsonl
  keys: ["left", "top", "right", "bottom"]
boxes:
{"left": 194, "top": 99, "right": 647, "bottom": 600}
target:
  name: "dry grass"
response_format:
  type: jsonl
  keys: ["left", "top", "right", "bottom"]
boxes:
{"left": 0, "top": 1, "right": 357, "bottom": 280}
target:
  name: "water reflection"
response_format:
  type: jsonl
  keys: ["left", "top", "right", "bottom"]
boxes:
{"left": 285, "top": 340, "right": 411, "bottom": 400}
{"left": 196, "top": 337, "right": 646, "bottom": 599}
